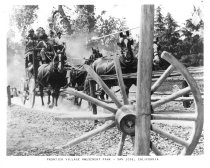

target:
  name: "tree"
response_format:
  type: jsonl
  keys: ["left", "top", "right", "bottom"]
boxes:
{"left": 52, "top": 5, "right": 73, "bottom": 34}
{"left": 8, "top": 5, "right": 39, "bottom": 66}
{"left": 161, "top": 12, "right": 181, "bottom": 58}
{"left": 52, "top": 5, "right": 97, "bottom": 35}
{"left": 180, "top": 5, "right": 204, "bottom": 55}
{"left": 76, "top": 5, "right": 97, "bottom": 33}
{"left": 154, "top": 6, "right": 165, "bottom": 37}
{"left": 92, "top": 14, "right": 128, "bottom": 52}
{"left": 10, "top": 5, "right": 39, "bottom": 37}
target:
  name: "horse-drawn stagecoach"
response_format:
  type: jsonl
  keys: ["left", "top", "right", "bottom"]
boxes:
{"left": 21, "top": 38, "right": 68, "bottom": 108}
{"left": 18, "top": 5, "right": 203, "bottom": 155}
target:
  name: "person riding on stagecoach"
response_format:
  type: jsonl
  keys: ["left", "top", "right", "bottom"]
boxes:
{"left": 25, "top": 29, "right": 38, "bottom": 69}
{"left": 36, "top": 27, "right": 55, "bottom": 65}
{"left": 48, "top": 30, "right": 56, "bottom": 46}
{"left": 54, "top": 31, "right": 67, "bottom": 64}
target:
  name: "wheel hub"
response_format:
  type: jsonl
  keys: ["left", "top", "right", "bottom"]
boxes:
{"left": 115, "top": 105, "right": 136, "bottom": 136}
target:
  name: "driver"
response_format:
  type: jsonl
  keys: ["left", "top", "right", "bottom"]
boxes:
{"left": 54, "top": 31, "right": 67, "bottom": 63}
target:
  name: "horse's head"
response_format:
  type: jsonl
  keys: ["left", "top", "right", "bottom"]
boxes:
{"left": 91, "top": 47, "right": 102, "bottom": 59}
{"left": 153, "top": 39, "right": 161, "bottom": 66}
{"left": 85, "top": 47, "right": 103, "bottom": 65}
{"left": 53, "top": 48, "right": 66, "bottom": 73}
{"left": 117, "top": 31, "right": 134, "bottom": 60}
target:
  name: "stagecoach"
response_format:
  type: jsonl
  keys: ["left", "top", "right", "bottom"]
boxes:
{"left": 20, "top": 42, "right": 67, "bottom": 108}
{"left": 18, "top": 5, "right": 203, "bottom": 156}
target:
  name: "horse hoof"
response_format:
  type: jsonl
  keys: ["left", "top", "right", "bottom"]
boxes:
{"left": 48, "top": 105, "right": 54, "bottom": 108}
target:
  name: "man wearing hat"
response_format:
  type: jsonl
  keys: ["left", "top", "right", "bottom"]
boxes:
{"left": 48, "top": 22, "right": 56, "bottom": 37}
{"left": 48, "top": 30, "right": 55, "bottom": 46}
{"left": 25, "top": 29, "right": 37, "bottom": 49}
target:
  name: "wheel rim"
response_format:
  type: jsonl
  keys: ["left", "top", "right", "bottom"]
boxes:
{"left": 149, "top": 51, "right": 203, "bottom": 155}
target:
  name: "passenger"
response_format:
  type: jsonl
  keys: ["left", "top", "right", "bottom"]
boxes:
{"left": 48, "top": 22, "right": 56, "bottom": 38}
{"left": 36, "top": 27, "right": 54, "bottom": 65}
{"left": 48, "top": 30, "right": 55, "bottom": 46}
{"left": 25, "top": 29, "right": 37, "bottom": 68}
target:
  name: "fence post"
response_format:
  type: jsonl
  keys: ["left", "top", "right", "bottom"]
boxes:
{"left": 134, "top": 4, "right": 154, "bottom": 155}
{"left": 7, "top": 85, "right": 11, "bottom": 106}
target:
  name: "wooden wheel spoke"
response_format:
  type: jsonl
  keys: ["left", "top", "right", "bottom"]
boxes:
{"left": 116, "top": 133, "right": 127, "bottom": 156}
{"left": 55, "top": 113, "right": 115, "bottom": 121}
{"left": 131, "top": 136, "right": 135, "bottom": 147}
{"left": 56, "top": 121, "right": 116, "bottom": 149}
{"left": 151, "top": 65, "right": 175, "bottom": 93}
{"left": 151, "top": 113, "right": 197, "bottom": 121}
{"left": 151, "top": 125, "right": 190, "bottom": 147}
{"left": 84, "top": 65, "right": 122, "bottom": 108}
{"left": 114, "top": 56, "right": 129, "bottom": 105}
{"left": 63, "top": 88, "right": 117, "bottom": 113}
{"left": 150, "top": 141, "right": 162, "bottom": 156}
{"left": 152, "top": 87, "right": 191, "bottom": 108}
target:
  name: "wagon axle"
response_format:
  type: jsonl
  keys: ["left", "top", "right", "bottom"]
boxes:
{"left": 115, "top": 105, "right": 136, "bottom": 136}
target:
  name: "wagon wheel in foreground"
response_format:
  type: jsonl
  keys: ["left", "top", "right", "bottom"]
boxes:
{"left": 56, "top": 51, "right": 203, "bottom": 155}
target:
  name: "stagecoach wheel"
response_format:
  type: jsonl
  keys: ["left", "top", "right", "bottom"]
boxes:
{"left": 28, "top": 78, "right": 36, "bottom": 108}
{"left": 149, "top": 51, "right": 203, "bottom": 155}
{"left": 55, "top": 52, "right": 203, "bottom": 156}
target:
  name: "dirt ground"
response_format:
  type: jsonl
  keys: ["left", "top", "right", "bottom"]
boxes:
{"left": 7, "top": 94, "right": 204, "bottom": 156}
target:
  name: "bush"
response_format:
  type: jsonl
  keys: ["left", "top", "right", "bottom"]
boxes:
{"left": 179, "top": 53, "right": 203, "bottom": 67}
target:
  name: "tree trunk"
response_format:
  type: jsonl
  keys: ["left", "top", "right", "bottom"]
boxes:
{"left": 53, "top": 5, "right": 72, "bottom": 35}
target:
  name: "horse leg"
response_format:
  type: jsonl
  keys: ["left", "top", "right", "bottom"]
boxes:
{"left": 78, "top": 97, "right": 82, "bottom": 106}
{"left": 55, "top": 88, "right": 60, "bottom": 107}
{"left": 47, "top": 89, "right": 51, "bottom": 105}
{"left": 74, "top": 96, "right": 78, "bottom": 105}
{"left": 99, "top": 90, "right": 105, "bottom": 100}
{"left": 49, "top": 90, "right": 55, "bottom": 108}
{"left": 105, "top": 93, "right": 109, "bottom": 100}
{"left": 39, "top": 85, "right": 45, "bottom": 106}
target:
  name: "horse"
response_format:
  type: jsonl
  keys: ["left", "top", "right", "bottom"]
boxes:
{"left": 37, "top": 45, "right": 67, "bottom": 108}
{"left": 85, "top": 31, "right": 137, "bottom": 100}
{"left": 68, "top": 47, "right": 103, "bottom": 105}
{"left": 85, "top": 31, "right": 162, "bottom": 101}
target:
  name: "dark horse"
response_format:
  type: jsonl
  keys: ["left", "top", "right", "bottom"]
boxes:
{"left": 86, "top": 31, "right": 162, "bottom": 100}
{"left": 37, "top": 46, "right": 67, "bottom": 107}
{"left": 88, "top": 31, "right": 138, "bottom": 99}
{"left": 69, "top": 47, "right": 103, "bottom": 105}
